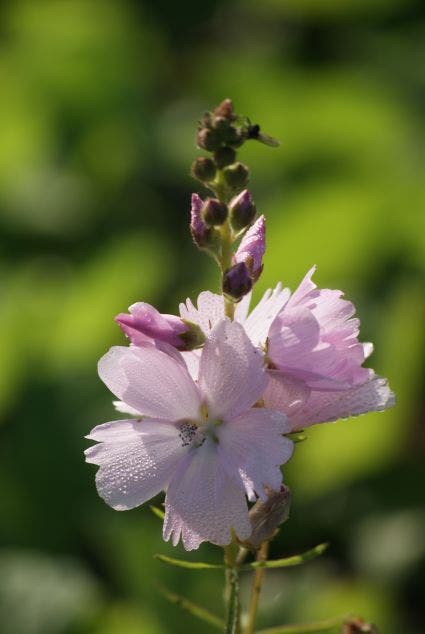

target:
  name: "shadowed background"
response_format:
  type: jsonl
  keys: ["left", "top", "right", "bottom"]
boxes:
{"left": 0, "top": 0, "right": 424, "bottom": 632}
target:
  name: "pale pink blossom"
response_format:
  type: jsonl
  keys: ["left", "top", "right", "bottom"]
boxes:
{"left": 85, "top": 319, "right": 293, "bottom": 550}
{"left": 178, "top": 268, "right": 394, "bottom": 429}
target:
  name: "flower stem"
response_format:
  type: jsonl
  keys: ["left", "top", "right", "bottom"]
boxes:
{"left": 245, "top": 541, "right": 269, "bottom": 634}
{"left": 224, "top": 543, "right": 241, "bottom": 633}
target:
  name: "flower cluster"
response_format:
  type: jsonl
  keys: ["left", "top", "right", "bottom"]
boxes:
{"left": 85, "top": 100, "right": 394, "bottom": 552}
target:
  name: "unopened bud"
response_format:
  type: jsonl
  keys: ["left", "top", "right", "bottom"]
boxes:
{"left": 342, "top": 618, "right": 378, "bottom": 634}
{"left": 223, "top": 162, "right": 250, "bottom": 190}
{"left": 115, "top": 302, "right": 189, "bottom": 349}
{"left": 191, "top": 156, "right": 216, "bottom": 182}
{"left": 229, "top": 189, "right": 256, "bottom": 231}
{"left": 213, "top": 98, "right": 235, "bottom": 121}
{"left": 190, "top": 193, "right": 220, "bottom": 252}
{"left": 234, "top": 215, "right": 265, "bottom": 282}
{"left": 222, "top": 262, "right": 252, "bottom": 301}
{"left": 197, "top": 128, "right": 221, "bottom": 152}
{"left": 241, "top": 485, "right": 291, "bottom": 549}
{"left": 202, "top": 198, "right": 228, "bottom": 227}
{"left": 214, "top": 146, "right": 236, "bottom": 169}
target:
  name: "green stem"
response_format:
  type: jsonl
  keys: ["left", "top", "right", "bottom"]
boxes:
{"left": 255, "top": 615, "right": 348, "bottom": 634}
{"left": 224, "top": 543, "right": 241, "bottom": 633}
{"left": 245, "top": 541, "right": 269, "bottom": 634}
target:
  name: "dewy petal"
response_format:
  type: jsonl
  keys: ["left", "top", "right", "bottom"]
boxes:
{"left": 85, "top": 419, "right": 187, "bottom": 511}
{"left": 263, "top": 371, "right": 311, "bottom": 415}
{"left": 179, "top": 291, "right": 224, "bottom": 336}
{"left": 241, "top": 283, "right": 290, "bottom": 347}
{"left": 199, "top": 319, "right": 266, "bottom": 420}
{"left": 98, "top": 346, "right": 201, "bottom": 421}
{"left": 218, "top": 408, "right": 293, "bottom": 502}
{"left": 163, "top": 438, "right": 251, "bottom": 550}
{"left": 113, "top": 400, "right": 141, "bottom": 416}
{"left": 287, "top": 376, "right": 396, "bottom": 430}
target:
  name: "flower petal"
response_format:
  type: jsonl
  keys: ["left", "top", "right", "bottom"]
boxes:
{"left": 263, "top": 371, "right": 311, "bottom": 414}
{"left": 241, "top": 283, "right": 290, "bottom": 346}
{"left": 85, "top": 419, "right": 187, "bottom": 510}
{"left": 218, "top": 409, "right": 293, "bottom": 501}
{"left": 179, "top": 291, "right": 224, "bottom": 335}
{"left": 98, "top": 346, "right": 201, "bottom": 421}
{"left": 163, "top": 438, "right": 251, "bottom": 550}
{"left": 287, "top": 376, "right": 396, "bottom": 430}
{"left": 199, "top": 319, "right": 266, "bottom": 420}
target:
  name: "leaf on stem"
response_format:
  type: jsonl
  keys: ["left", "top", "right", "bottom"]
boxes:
{"left": 154, "top": 554, "right": 224, "bottom": 570}
{"left": 241, "top": 543, "right": 329, "bottom": 571}
{"left": 157, "top": 584, "right": 224, "bottom": 630}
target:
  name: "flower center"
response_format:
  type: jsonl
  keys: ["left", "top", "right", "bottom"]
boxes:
{"left": 177, "top": 416, "right": 222, "bottom": 448}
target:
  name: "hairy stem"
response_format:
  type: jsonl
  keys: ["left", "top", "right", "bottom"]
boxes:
{"left": 245, "top": 541, "right": 269, "bottom": 634}
{"left": 224, "top": 543, "right": 241, "bottom": 633}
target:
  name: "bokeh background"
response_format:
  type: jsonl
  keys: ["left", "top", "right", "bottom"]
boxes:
{"left": 0, "top": 0, "right": 424, "bottom": 632}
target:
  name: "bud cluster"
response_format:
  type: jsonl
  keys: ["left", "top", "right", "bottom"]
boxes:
{"left": 190, "top": 99, "right": 278, "bottom": 310}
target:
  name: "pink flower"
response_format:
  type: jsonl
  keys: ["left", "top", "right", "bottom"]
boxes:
{"left": 115, "top": 302, "right": 189, "bottom": 349}
{"left": 234, "top": 215, "right": 266, "bottom": 281}
{"left": 85, "top": 319, "right": 293, "bottom": 550}
{"left": 178, "top": 268, "right": 394, "bottom": 429}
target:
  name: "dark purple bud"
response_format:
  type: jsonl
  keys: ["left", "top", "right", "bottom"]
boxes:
{"left": 191, "top": 156, "right": 216, "bottom": 182}
{"left": 223, "top": 162, "right": 250, "bottom": 190}
{"left": 241, "top": 485, "right": 291, "bottom": 549}
{"left": 229, "top": 189, "right": 256, "bottom": 231}
{"left": 213, "top": 146, "right": 236, "bottom": 169}
{"left": 202, "top": 198, "right": 228, "bottom": 227}
{"left": 197, "top": 128, "right": 221, "bottom": 152}
{"left": 222, "top": 262, "right": 253, "bottom": 302}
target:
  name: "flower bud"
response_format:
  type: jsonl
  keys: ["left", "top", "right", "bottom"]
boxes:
{"left": 222, "top": 262, "right": 253, "bottom": 302}
{"left": 213, "top": 146, "right": 236, "bottom": 169}
{"left": 201, "top": 198, "right": 228, "bottom": 227}
{"left": 241, "top": 485, "right": 291, "bottom": 549}
{"left": 191, "top": 157, "right": 217, "bottom": 182}
{"left": 234, "top": 215, "right": 265, "bottom": 281}
{"left": 190, "top": 193, "right": 221, "bottom": 254}
{"left": 223, "top": 162, "right": 250, "bottom": 190}
{"left": 115, "top": 302, "right": 188, "bottom": 349}
{"left": 196, "top": 127, "right": 221, "bottom": 152}
{"left": 213, "top": 98, "right": 235, "bottom": 120}
{"left": 229, "top": 189, "right": 256, "bottom": 231}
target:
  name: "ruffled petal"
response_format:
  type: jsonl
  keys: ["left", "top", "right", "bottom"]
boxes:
{"left": 199, "top": 319, "right": 266, "bottom": 420}
{"left": 179, "top": 292, "right": 224, "bottom": 335}
{"left": 287, "top": 376, "right": 396, "bottom": 430}
{"left": 85, "top": 419, "right": 187, "bottom": 510}
{"left": 263, "top": 371, "right": 311, "bottom": 415}
{"left": 241, "top": 283, "right": 290, "bottom": 346}
{"left": 218, "top": 408, "right": 293, "bottom": 502}
{"left": 163, "top": 438, "right": 251, "bottom": 550}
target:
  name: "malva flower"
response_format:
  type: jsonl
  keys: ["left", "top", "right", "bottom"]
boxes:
{"left": 178, "top": 266, "right": 395, "bottom": 429}
{"left": 85, "top": 319, "right": 293, "bottom": 551}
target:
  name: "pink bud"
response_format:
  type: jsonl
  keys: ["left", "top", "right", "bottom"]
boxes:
{"left": 229, "top": 189, "right": 256, "bottom": 231}
{"left": 234, "top": 215, "right": 266, "bottom": 281}
{"left": 190, "top": 193, "right": 209, "bottom": 248}
{"left": 115, "top": 302, "right": 188, "bottom": 349}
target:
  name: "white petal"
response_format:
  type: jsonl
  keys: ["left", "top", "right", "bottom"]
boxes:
{"left": 242, "top": 283, "right": 290, "bottom": 346}
{"left": 85, "top": 419, "right": 187, "bottom": 510}
{"left": 263, "top": 371, "right": 311, "bottom": 414}
{"left": 218, "top": 409, "right": 293, "bottom": 501}
{"left": 179, "top": 291, "right": 224, "bottom": 335}
{"left": 163, "top": 439, "right": 251, "bottom": 550}
{"left": 288, "top": 376, "right": 396, "bottom": 430}
{"left": 199, "top": 319, "right": 266, "bottom": 420}
{"left": 113, "top": 400, "right": 141, "bottom": 416}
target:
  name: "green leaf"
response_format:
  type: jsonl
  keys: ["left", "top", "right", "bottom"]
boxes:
{"left": 154, "top": 554, "right": 224, "bottom": 570}
{"left": 149, "top": 505, "right": 165, "bottom": 520}
{"left": 241, "top": 543, "right": 329, "bottom": 571}
{"left": 157, "top": 584, "right": 224, "bottom": 630}
{"left": 256, "top": 615, "right": 346, "bottom": 633}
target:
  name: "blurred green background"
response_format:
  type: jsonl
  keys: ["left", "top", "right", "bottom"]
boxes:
{"left": 0, "top": 0, "right": 424, "bottom": 632}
